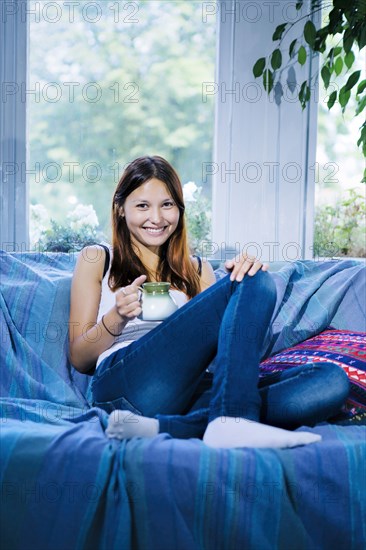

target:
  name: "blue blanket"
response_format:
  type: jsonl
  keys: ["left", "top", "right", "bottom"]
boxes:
{"left": 1, "top": 250, "right": 365, "bottom": 549}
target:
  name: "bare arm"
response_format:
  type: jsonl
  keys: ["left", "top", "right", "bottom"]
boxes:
{"left": 68, "top": 245, "right": 146, "bottom": 373}
{"left": 196, "top": 257, "right": 217, "bottom": 293}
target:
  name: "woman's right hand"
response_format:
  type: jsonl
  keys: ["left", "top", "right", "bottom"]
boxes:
{"left": 115, "top": 274, "right": 147, "bottom": 321}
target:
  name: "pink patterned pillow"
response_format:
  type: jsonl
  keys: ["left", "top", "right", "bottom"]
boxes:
{"left": 260, "top": 329, "right": 366, "bottom": 416}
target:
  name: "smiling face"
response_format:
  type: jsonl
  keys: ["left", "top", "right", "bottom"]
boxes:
{"left": 121, "top": 178, "right": 180, "bottom": 255}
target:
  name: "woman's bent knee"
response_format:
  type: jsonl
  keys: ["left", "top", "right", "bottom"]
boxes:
{"left": 315, "top": 361, "right": 350, "bottom": 413}
{"left": 327, "top": 362, "right": 350, "bottom": 404}
{"left": 233, "top": 269, "right": 277, "bottom": 300}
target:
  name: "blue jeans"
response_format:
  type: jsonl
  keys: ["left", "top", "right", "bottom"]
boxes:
{"left": 91, "top": 271, "right": 350, "bottom": 438}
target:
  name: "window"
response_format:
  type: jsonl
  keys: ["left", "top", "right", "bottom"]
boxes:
{"left": 314, "top": 13, "right": 365, "bottom": 258}
{"left": 27, "top": 0, "right": 216, "bottom": 250}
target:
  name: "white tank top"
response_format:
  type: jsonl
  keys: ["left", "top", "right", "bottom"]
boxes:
{"left": 96, "top": 247, "right": 189, "bottom": 368}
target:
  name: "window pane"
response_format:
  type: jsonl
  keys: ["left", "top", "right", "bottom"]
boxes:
{"left": 315, "top": 38, "right": 365, "bottom": 258}
{"left": 28, "top": 0, "right": 216, "bottom": 251}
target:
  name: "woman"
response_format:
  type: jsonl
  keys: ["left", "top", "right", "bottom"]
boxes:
{"left": 69, "top": 155, "right": 349, "bottom": 449}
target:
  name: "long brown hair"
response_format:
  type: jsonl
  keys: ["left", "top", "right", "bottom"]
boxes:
{"left": 109, "top": 155, "right": 201, "bottom": 299}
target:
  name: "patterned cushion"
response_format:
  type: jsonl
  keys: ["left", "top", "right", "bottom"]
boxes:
{"left": 260, "top": 329, "right": 366, "bottom": 418}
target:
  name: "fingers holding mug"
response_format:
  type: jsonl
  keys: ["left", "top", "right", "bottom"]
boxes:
{"left": 115, "top": 275, "right": 146, "bottom": 320}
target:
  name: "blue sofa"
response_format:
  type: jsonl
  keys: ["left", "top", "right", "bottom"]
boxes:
{"left": 1, "top": 250, "right": 365, "bottom": 550}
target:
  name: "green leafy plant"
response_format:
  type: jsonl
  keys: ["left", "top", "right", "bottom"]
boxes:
{"left": 314, "top": 188, "right": 366, "bottom": 257}
{"left": 253, "top": 0, "right": 366, "bottom": 182}
{"left": 35, "top": 220, "right": 104, "bottom": 252}
{"left": 31, "top": 203, "right": 106, "bottom": 252}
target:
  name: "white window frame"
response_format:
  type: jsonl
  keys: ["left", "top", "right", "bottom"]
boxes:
{"left": 0, "top": 0, "right": 29, "bottom": 251}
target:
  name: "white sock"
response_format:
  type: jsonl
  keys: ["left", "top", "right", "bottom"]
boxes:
{"left": 203, "top": 417, "right": 322, "bottom": 449}
{"left": 106, "top": 410, "right": 159, "bottom": 440}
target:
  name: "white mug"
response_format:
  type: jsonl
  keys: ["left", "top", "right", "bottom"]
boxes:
{"left": 138, "top": 282, "right": 178, "bottom": 321}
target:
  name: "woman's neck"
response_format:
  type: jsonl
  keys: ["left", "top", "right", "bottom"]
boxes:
{"left": 133, "top": 240, "right": 161, "bottom": 279}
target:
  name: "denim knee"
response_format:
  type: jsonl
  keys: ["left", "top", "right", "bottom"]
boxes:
{"left": 309, "top": 361, "right": 350, "bottom": 417}
{"left": 233, "top": 269, "right": 276, "bottom": 301}
{"left": 323, "top": 362, "right": 350, "bottom": 407}
{"left": 259, "top": 361, "right": 351, "bottom": 428}
{"left": 252, "top": 269, "right": 276, "bottom": 300}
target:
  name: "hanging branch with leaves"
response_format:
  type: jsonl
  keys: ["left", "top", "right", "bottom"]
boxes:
{"left": 253, "top": 0, "right": 366, "bottom": 182}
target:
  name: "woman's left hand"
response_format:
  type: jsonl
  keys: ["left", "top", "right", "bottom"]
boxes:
{"left": 224, "top": 253, "right": 268, "bottom": 282}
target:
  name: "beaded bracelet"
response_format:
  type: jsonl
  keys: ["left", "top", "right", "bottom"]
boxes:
{"left": 101, "top": 314, "right": 123, "bottom": 337}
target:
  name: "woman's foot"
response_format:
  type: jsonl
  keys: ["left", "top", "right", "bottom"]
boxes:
{"left": 106, "top": 410, "right": 159, "bottom": 439}
{"left": 203, "top": 416, "right": 322, "bottom": 449}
